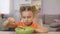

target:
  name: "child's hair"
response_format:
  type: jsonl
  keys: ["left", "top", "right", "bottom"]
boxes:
{"left": 19, "top": 6, "right": 37, "bottom": 16}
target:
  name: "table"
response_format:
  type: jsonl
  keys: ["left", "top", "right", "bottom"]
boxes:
{"left": 0, "top": 31, "right": 60, "bottom": 34}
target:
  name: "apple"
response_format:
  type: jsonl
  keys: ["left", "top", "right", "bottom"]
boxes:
{"left": 15, "top": 26, "right": 35, "bottom": 34}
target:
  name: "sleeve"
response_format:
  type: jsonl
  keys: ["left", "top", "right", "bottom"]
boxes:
{"left": 32, "top": 23, "right": 40, "bottom": 29}
{"left": 15, "top": 22, "right": 20, "bottom": 27}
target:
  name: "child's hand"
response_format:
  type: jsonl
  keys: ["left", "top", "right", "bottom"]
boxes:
{"left": 7, "top": 17, "right": 16, "bottom": 23}
{"left": 3, "top": 17, "right": 16, "bottom": 28}
{"left": 17, "top": 26, "right": 25, "bottom": 29}
{"left": 34, "top": 26, "right": 48, "bottom": 33}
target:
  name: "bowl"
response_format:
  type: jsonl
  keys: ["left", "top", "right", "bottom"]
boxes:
{"left": 15, "top": 27, "right": 35, "bottom": 34}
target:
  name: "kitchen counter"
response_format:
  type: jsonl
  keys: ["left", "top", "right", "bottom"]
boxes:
{"left": 0, "top": 31, "right": 60, "bottom": 34}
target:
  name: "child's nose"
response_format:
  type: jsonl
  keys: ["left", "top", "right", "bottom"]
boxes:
{"left": 25, "top": 18, "right": 28, "bottom": 21}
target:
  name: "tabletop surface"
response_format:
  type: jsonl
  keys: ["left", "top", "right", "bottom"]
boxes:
{"left": 0, "top": 31, "right": 60, "bottom": 34}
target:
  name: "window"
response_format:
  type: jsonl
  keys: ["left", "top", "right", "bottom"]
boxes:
{"left": 0, "top": 0, "right": 10, "bottom": 14}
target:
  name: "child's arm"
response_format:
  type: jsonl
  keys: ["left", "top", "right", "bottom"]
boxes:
{"left": 34, "top": 26, "right": 48, "bottom": 33}
{"left": 3, "top": 17, "right": 16, "bottom": 28}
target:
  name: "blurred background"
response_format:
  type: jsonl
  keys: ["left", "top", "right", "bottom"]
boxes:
{"left": 0, "top": 0, "right": 60, "bottom": 32}
{"left": 0, "top": 0, "right": 41, "bottom": 31}
{"left": 42, "top": 0, "right": 60, "bottom": 32}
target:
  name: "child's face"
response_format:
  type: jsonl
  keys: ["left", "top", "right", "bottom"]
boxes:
{"left": 21, "top": 11, "right": 34, "bottom": 26}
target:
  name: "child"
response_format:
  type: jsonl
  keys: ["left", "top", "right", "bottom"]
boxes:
{"left": 3, "top": 6, "right": 48, "bottom": 33}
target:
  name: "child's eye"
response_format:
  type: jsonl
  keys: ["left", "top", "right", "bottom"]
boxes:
{"left": 22, "top": 17, "right": 25, "bottom": 19}
{"left": 27, "top": 16, "right": 31, "bottom": 18}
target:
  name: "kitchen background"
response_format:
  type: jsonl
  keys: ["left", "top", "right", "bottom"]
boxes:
{"left": 0, "top": 0, "right": 41, "bottom": 31}
{"left": 0, "top": 0, "right": 60, "bottom": 32}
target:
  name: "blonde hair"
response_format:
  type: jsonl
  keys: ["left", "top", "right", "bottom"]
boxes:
{"left": 19, "top": 6, "right": 37, "bottom": 16}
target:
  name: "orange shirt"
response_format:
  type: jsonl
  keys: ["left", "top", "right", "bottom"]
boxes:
{"left": 15, "top": 22, "right": 39, "bottom": 29}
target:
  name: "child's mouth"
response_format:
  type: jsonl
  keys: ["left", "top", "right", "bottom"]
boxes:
{"left": 25, "top": 22, "right": 33, "bottom": 26}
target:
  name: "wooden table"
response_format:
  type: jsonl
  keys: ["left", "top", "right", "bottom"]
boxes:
{"left": 0, "top": 31, "right": 60, "bottom": 34}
